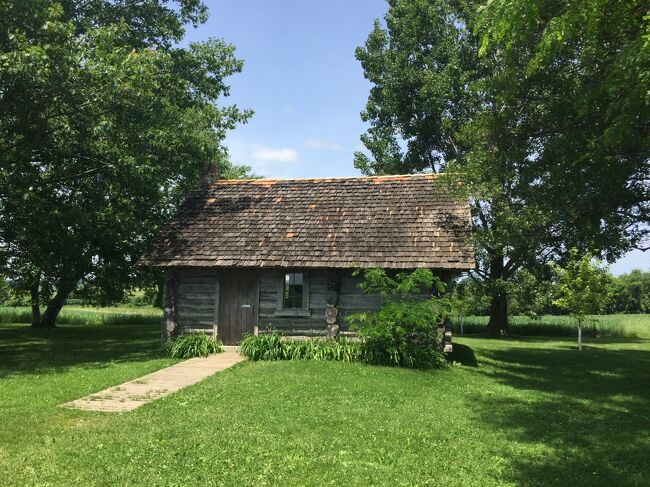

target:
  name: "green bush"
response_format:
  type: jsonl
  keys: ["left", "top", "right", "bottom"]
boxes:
{"left": 166, "top": 332, "right": 223, "bottom": 359}
{"left": 240, "top": 331, "right": 361, "bottom": 363}
{"left": 349, "top": 300, "right": 448, "bottom": 369}
{"left": 347, "top": 268, "right": 451, "bottom": 370}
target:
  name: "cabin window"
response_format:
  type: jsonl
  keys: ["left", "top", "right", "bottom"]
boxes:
{"left": 283, "top": 272, "right": 304, "bottom": 309}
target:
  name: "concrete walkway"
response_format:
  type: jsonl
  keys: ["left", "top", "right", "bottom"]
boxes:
{"left": 64, "top": 347, "right": 244, "bottom": 413}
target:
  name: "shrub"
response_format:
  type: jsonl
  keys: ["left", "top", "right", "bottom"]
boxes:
{"left": 166, "top": 332, "right": 223, "bottom": 359}
{"left": 349, "top": 300, "right": 448, "bottom": 369}
{"left": 239, "top": 331, "right": 284, "bottom": 361}
{"left": 347, "top": 268, "right": 451, "bottom": 369}
{"left": 240, "top": 331, "right": 361, "bottom": 362}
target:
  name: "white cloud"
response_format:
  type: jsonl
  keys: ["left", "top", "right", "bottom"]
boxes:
{"left": 305, "top": 138, "right": 343, "bottom": 151}
{"left": 249, "top": 145, "right": 300, "bottom": 178}
{"left": 252, "top": 145, "right": 300, "bottom": 162}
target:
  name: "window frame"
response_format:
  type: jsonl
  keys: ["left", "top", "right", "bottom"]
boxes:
{"left": 275, "top": 271, "right": 310, "bottom": 317}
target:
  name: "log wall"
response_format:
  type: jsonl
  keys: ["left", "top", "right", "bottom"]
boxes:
{"left": 163, "top": 268, "right": 457, "bottom": 341}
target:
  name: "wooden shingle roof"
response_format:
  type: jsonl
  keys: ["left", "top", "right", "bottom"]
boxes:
{"left": 138, "top": 174, "right": 475, "bottom": 270}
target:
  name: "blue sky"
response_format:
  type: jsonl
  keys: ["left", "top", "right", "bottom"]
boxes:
{"left": 184, "top": 0, "right": 648, "bottom": 275}
{"left": 185, "top": 0, "right": 385, "bottom": 179}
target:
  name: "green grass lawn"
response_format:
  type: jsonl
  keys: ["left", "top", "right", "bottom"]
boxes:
{"left": 1, "top": 322, "right": 649, "bottom": 486}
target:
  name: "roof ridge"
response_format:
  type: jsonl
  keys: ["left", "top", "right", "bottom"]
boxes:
{"left": 212, "top": 173, "right": 440, "bottom": 185}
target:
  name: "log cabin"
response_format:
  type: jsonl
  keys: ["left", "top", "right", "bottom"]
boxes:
{"left": 138, "top": 173, "right": 475, "bottom": 345}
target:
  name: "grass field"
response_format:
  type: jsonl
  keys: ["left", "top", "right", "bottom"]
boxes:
{"left": 2, "top": 306, "right": 649, "bottom": 339}
{"left": 1, "top": 321, "right": 649, "bottom": 486}
{"left": 452, "top": 313, "right": 650, "bottom": 338}
{"left": 0, "top": 306, "right": 161, "bottom": 326}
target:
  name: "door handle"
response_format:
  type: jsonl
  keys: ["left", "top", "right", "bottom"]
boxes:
{"left": 241, "top": 304, "right": 252, "bottom": 309}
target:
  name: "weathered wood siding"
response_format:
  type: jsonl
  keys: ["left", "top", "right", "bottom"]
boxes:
{"left": 256, "top": 269, "right": 447, "bottom": 335}
{"left": 218, "top": 269, "right": 257, "bottom": 345}
{"left": 177, "top": 273, "right": 219, "bottom": 331}
{"left": 337, "top": 272, "right": 381, "bottom": 325}
{"left": 166, "top": 267, "right": 458, "bottom": 341}
{"left": 257, "top": 269, "right": 330, "bottom": 333}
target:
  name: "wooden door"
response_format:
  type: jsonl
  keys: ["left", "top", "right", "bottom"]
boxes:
{"left": 218, "top": 270, "right": 257, "bottom": 345}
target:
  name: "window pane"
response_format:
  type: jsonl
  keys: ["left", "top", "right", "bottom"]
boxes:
{"left": 283, "top": 273, "right": 304, "bottom": 309}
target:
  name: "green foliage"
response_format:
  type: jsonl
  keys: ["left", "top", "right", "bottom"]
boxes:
{"left": 507, "top": 269, "right": 555, "bottom": 319}
{"left": 165, "top": 332, "right": 223, "bottom": 359}
{"left": 454, "top": 269, "right": 650, "bottom": 318}
{"left": 355, "top": 267, "right": 445, "bottom": 298}
{"left": 356, "top": 0, "right": 649, "bottom": 335}
{"left": 239, "top": 331, "right": 285, "bottom": 361}
{"left": 354, "top": 0, "right": 476, "bottom": 174}
{"left": 0, "top": 1, "right": 253, "bottom": 326}
{"left": 452, "top": 278, "right": 491, "bottom": 316}
{"left": 0, "top": 279, "right": 12, "bottom": 305}
{"left": 550, "top": 249, "right": 615, "bottom": 327}
{"left": 239, "top": 331, "right": 361, "bottom": 363}
{"left": 347, "top": 268, "right": 451, "bottom": 369}
{"left": 610, "top": 270, "right": 650, "bottom": 314}
{"left": 472, "top": 0, "right": 649, "bottom": 257}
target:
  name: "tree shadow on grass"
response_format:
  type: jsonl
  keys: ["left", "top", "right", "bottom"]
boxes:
{"left": 0, "top": 324, "right": 164, "bottom": 378}
{"left": 447, "top": 342, "right": 478, "bottom": 367}
{"left": 471, "top": 341, "right": 650, "bottom": 486}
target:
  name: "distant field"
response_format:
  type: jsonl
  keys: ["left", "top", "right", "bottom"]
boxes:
{"left": 0, "top": 306, "right": 161, "bottom": 326}
{"left": 2, "top": 306, "right": 648, "bottom": 339}
{"left": 452, "top": 314, "right": 650, "bottom": 339}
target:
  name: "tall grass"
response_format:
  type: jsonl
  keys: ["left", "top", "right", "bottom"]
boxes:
{"left": 0, "top": 306, "right": 161, "bottom": 326}
{"left": 240, "top": 332, "right": 362, "bottom": 363}
{"left": 239, "top": 332, "right": 448, "bottom": 369}
{"left": 166, "top": 332, "right": 223, "bottom": 358}
{"left": 452, "top": 314, "right": 650, "bottom": 339}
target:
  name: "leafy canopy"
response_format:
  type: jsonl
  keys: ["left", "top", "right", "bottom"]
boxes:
{"left": 355, "top": 0, "right": 649, "bottom": 335}
{"left": 0, "top": 1, "right": 252, "bottom": 324}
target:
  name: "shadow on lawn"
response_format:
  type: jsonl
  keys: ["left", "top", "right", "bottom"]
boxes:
{"left": 473, "top": 341, "right": 650, "bottom": 486}
{"left": 0, "top": 324, "right": 164, "bottom": 378}
{"left": 447, "top": 342, "right": 478, "bottom": 367}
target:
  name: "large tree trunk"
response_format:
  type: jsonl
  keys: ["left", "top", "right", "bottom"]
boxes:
{"left": 485, "top": 247, "right": 510, "bottom": 336}
{"left": 29, "top": 274, "right": 41, "bottom": 327}
{"left": 33, "top": 277, "right": 78, "bottom": 328}
{"left": 486, "top": 292, "right": 509, "bottom": 336}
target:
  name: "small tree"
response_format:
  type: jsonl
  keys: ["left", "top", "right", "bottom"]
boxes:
{"left": 346, "top": 268, "right": 452, "bottom": 369}
{"left": 550, "top": 249, "right": 614, "bottom": 350}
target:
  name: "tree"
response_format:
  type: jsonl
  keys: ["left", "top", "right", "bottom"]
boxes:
{"left": 0, "top": 1, "right": 252, "bottom": 327}
{"left": 609, "top": 270, "right": 650, "bottom": 313}
{"left": 473, "top": 0, "right": 650, "bottom": 261}
{"left": 347, "top": 268, "right": 451, "bottom": 369}
{"left": 550, "top": 249, "right": 614, "bottom": 350}
{"left": 355, "top": 0, "right": 649, "bottom": 335}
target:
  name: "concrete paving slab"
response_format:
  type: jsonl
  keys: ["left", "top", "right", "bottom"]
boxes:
{"left": 64, "top": 347, "right": 244, "bottom": 412}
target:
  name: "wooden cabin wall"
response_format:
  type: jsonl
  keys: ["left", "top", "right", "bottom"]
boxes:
{"left": 257, "top": 269, "right": 454, "bottom": 335}
{"left": 257, "top": 269, "right": 331, "bottom": 333}
{"left": 167, "top": 268, "right": 457, "bottom": 340}
{"left": 177, "top": 274, "right": 219, "bottom": 329}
